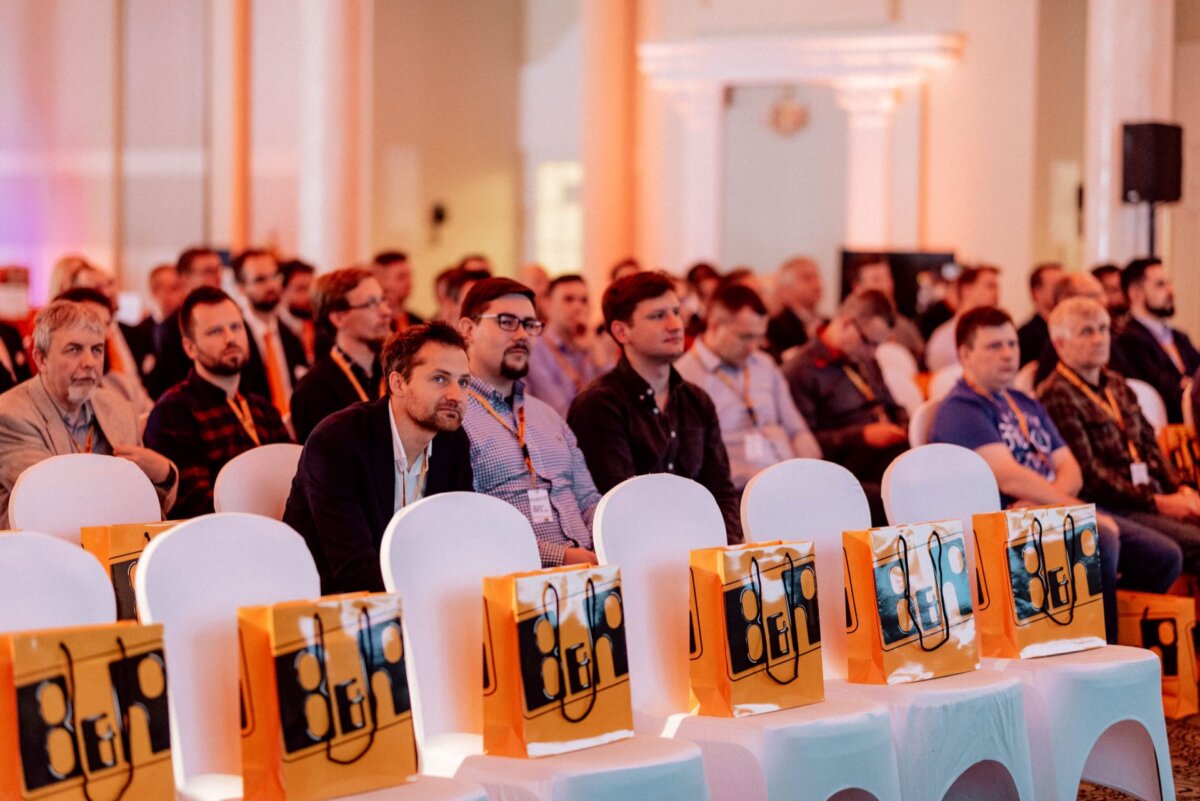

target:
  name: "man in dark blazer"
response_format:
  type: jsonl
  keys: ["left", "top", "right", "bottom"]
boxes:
{"left": 284, "top": 321, "right": 474, "bottom": 593}
{"left": 1114, "top": 258, "right": 1200, "bottom": 423}
{"left": 147, "top": 247, "right": 225, "bottom": 398}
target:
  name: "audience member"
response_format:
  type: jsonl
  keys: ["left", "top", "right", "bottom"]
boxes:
{"left": 61, "top": 259, "right": 154, "bottom": 396}
{"left": 782, "top": 290, "right": 906, "bottom": 524}
{"left": 148, "top": 247, "right": 225, "bottom": 397}
{"left": 568, "top": 271, "right": 743, "bottom": 542}
{"left": 460, "top": 278, "right": 601, "bottom": 566}
{"left": 518, "top": 263, "right": 551, "bottom": 317}
{"left": 525, "top": 274, "right": 602, "bottom": 417}
{"left": 683, "top": 262, "right": 721, "bottom": 342}
{"left": 55, "top": 288, "right": 152, "bottom": 419}
{"left": 766, "top": 255, "right": 825, "bottom": 362}
{"left": 0, "top": 301, "right": 177, "bottom": 526}
{"left": 284, "top": 322, "right": 474, "bottom": 593}
{"left": 231, "top": 249, "right": 309, "bottom": 418}
{"left": 290, "top": 268, "right": 391, "bottom": 443}
{"left": 1114, "top": 257, "right": 1200, "bottom": 424}
{"left": 1092, "top": 263, "right": 1128, "bottom": 328}
{"left": 134, "top": 264, "right": 185, "bottom": 367}
{"left": 144, "top": 288, "right": 290, "bottom": 518}
{"left": 849, "top": 259, "right": 925, "bottom": 363}
{"left": 1016, "top": 262, "right": 1063, "bottom": 366}
{"left": 916, "top": 269, "right": 957, "bottom": 340}
{"left": 675, "top": 283, "right": 821, "bottom": 490}
{"left": 0, "top": 320, "right": 30, "bottom": 395}
{"left": 373, "top": 250, "right": 424, "bottom": 332}
{"left": 1039, "top": 297, "right": 1198, "bottom": 574}
{"left": 925, "top": 264, "right": 1001, "bottom": 370}
{"left": 1030, "top": 272, "right": 1126, "bottom": 385}
{"left": 930, "top": 306, "right": 1181, "bottom": 639}
{"left": 278, "top": 259, "right": 317, "bottom": 363}
{"left": 610, "top": 258, "right": 641, "bottom": 283}
{"left": 437, "top": 265, "right": 491, "bottom": 323}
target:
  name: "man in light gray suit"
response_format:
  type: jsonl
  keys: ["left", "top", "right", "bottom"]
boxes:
{"left": 0, "top": 300, "right": 178, "bottom": 527}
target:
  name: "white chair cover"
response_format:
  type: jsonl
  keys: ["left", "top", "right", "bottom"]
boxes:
{"left": 928, "top": 364, "right": 964, "bottom": 401}
{"left": 0, "top": 531, "right": 116, "bottom": 631}
{"left": 882, "top": 444, "right": 1175, "bottom": 801}
{"left": 212, "top": 442, "right": 302, "bottom": 518}
{"left": 877, "top": 341, "right": 925, "bottom": 417}
{"left": 1127, "top": 378, "right": 1168, "bottom": 434}
{"left": 10, "top": 453, "right": 160, "bottom": 542}
{"left": 907, "top": 398, "right": 939, "bottom": 447}
{"left": 380, "top": 491, "right": 710, "bottom": 801}
{"left": 135, "top": 512, "right": 485, "bottom": 801}
{"left": 743, "top": 458, "right": 1035, "bottom": 801}
{"left": 596, "top": 473, "right": 901, "bottom": 801}
{"left": 1012, "top": 362, "right": 1038, "bottom": 395}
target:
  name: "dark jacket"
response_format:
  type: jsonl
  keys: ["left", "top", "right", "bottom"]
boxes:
{"left": 1114, "top": 317, "right": 1200, "bottom": 424}
{"left": 146, "top": 308, "right": 189, "bottom": 399}
{"left": 283, "top": 398, "right": 474, "bottom": 594}
{"left": 289, "top": 350, "right": 382, "bottom": 444}
{"left": 1017, "top": 314, "right": 1048, "bottom": 367}
{"left": 241, "top": 322, "right": 309, "bottom": 403}
{"left": 0, "top": 322, "right": 30, "bottom": 395}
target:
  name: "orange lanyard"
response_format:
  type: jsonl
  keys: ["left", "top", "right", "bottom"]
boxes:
{"left": 1055, "top": 364, "right": 1140, "bottom": 462}
{"left": 547, "top": 339, "right": 586, "bottom": 392}
{"left": 399, "top": 448, "right": 430, "bottom": 507}
{"left": 331, "top": 347, "right": 382, "bottom": 402}
{"left": 965, "top": 377, "right": 1050, "bottom": 467}
{"left": 842, "top": 364, "right": 888, "bottom": 423}
{"left": 467, "top": 389, "right": 537, "bottom": 485}
{"left": 226, "top": 394, "right": 262, "bottom": 447}
{"left": 713, "top": 366, "right": 759, "bottom": 427}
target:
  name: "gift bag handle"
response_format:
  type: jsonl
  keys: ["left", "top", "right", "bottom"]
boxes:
{"left": 539, "top": 578, "right": 601, "bottom": 724}
{"left": 749, "top": 552, "right": 801, "bottom": 685}
{"left": 1030, "top": 515, "right": 1079, "bottom": 626}
{"left": 59, "top": 638, "right": 136, "bottom": 801}
{"left": 315, "top": 606, "right": 381, "bottom": 765}
{"left": 898, "top": 531, "right": 952, "bottom": 652}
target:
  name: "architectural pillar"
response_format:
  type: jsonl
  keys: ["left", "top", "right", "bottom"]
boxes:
{"left": 206, "top": 0, "right": 251, "bottom": 251}
{"left": 835, "top": 81, "right": 898, "bottom": 251}
{"left": 666, "top": 81, "right": 725, "bottom": 267}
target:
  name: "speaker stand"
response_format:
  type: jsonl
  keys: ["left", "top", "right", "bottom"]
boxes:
{"left": 1147, "top": 202, "right": 1158, "bottom": 258}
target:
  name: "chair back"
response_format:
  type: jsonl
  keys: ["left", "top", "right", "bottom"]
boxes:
{"left": 740, "top": 458, "right": 871, "bottom": 679}
{"left": 928, "top": 363, "right": 964, "bottom": 401}
{"left": 380, "top": 492, "right": 539, "bottom": 745}
{"left": 593, "top": 475, "right": 725, "bottom": 724}
{"left": 1184, "top": 380, "right": 1196, "bottom": 435}
{"left": 0, "top": 531, "right": 117, "bottom": 632}
{"left": 908, "top": 398, "right": 940, "bottom": 447}
{"left": 876, "top": 341, "right": 924, "bottom": 416}
{"left": 134, "top": 513, "right": 320, "bottom": 786}
{"left": 1127, "top": 378, "right": 1168, "bottom": 434}
{"left": 1013, "top": 361, "right": 1038, "bottom": 395}
{"left": 213, "top": 443, "right": 303, "bottom": 519}
{"left": 10, "top": 453, "right": 160, "bottom": 542}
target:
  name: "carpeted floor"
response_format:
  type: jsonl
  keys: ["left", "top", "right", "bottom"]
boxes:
{"left": 1077, "top": 714, "right": 1200, "bottom": 800}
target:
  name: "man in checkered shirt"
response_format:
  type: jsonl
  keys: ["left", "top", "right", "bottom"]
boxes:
{"left": 459, "top": 278, "right": 600, "bottom": 567}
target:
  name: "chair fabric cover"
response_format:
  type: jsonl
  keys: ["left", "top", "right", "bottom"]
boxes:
{"left": 213, "top": 442, "right": 303, "bottom": 519}
{"left": 882, "top": 444, "right": 1175, "bottom": 801}
{"left": 0, "top": 531, "right": 116, "bottom": 631}
{"left": 1127, "top": 378, "right": 1168, "bottom": 435}
{"left": 877, "top": 341, "right": 924, "bottom": 417}
{"left": 743, "top": 458, "right": 1036, "bottom": 801}
{"left": 10, "top": 453, "right": 160, "bottom": 542}
{"left": 928, "top": 364, "right": 964, "bottom": 401}
{"left": 380, "top": 491, "right": 710, "bottom": 801}
{"left": 595, "top": 473, "right": 901, "bottom": 801}
{"left": 907, "top": 398, "right": 939, "bottom": 448}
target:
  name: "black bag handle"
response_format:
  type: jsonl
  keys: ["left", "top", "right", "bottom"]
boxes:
{"left": 898, "top": 530, "right": 951, "bottom": 652}
{"left": 1031, "top": 514, "right": 1079, "bottom": 626}
{"left": 539, "top": 578, "right": 601, "bottom": 724}
{"left": 59, "top": 637, "right": 136, "bottom": 801}
{"left": 316, "top": 605, "right": 380, "bottom": 765}
{"left": 749, "top": 551, "right": 801, "bottom": 685}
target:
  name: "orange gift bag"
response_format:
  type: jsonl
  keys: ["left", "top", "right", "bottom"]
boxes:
{"left": 483, "top": 563, "right": 633, "bottom": 758}
{"left": 0, "top": 621, "right": 174, "bottom": 800}
{"left": 239, "top": 593, "right": 417, "bottom": 801}
{"left": 688, "top": 540, "right": 824, "bottom": 716}
{"left": 81, "top": 522, "right": 177, "bottom": 620}
{"left": 973, "top": 505, "right": 1106, "bottom": 658}
{"left": 1117, "top": 590, "right": 1199, "bottom": 719}
{"left": 844, "top": 520, "right": 979, "bottom": 684}
{"left": 1158, "top": 425, "right": 1200, "bottom": 488}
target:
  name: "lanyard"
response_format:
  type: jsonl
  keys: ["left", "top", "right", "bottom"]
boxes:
{"left": 713, "top": 365, "right": 759, "bottom": 427}
{"left": 226, "top": 394, "right": 262, "bottom": 447}
{"left": 467, "top": 389, "right": 537, "bottom": 485}
{"left": 964, "top": 377, "right": 1050, "bottom": 468}
{"left": 399, "top": 448, "right": 430, "bottom": 507}
{"left": 841, "top": 364, "right": 888, "bottom": 424}
{"left": 1055, "top": 364, "right": 1141, "bottom": 462}
{"left": 547, "top": 340, "right": 586, "bottom": 392}
{"left": 331, "top": 347, "right": 381, "bottom": 403}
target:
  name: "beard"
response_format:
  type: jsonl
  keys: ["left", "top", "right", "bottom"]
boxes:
{"left": 499, "top": 346, "right": 530, "bottom": 380}
{"left": 288, "top": 304, "right": 312, "bottom": 320}
{"left": 199, "top": 348, "right": 247, "bottom": 377}
{"left": 409, "top": 400, "right": 464, "bottom": 433}
{"left": 251, "top": 295, "right": 281, "bottom": 313}
{"left": 1148, "top": 300, "right": 1175, "bottom": 319}
{"left": 67, "top": 376, "right": 99, "bottom": 405}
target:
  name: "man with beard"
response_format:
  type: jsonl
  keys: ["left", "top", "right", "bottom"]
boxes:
{"left": 144, "top": 287, "right": 291, "bottom": 518}
{"left": 372, "top": 250, "right": 424, "bottom": 332}
{"left": 278, "top": 259, "right": 318, "bottom": 363}
{"left": 284, "top": 322, "right": 474, "bottom": 593}
{"left": 290, "top": 268, "right": 392, "bottom": 443}
{"left": 568, "top": 271, "right": 743, "bottom": 543}
{"left": 459, "top": 278, "right": 601, "bottom": 566}
{"left": 0, "top": 300, "right": 177, "bottom": 527}
{"left": 1114, "top": 258, "right": 1200, "bottom": 423}
{"left": 232, "top": 249, "right": 309, "bottom": 419}
{"left": 525, "top": 274, "right": 602, "bottom": 417}
{"left": 147, "top": 246, "right": 225, "bottom": 398}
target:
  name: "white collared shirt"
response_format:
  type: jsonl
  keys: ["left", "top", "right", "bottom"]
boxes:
{"left": 388, "top": 402, "right": 432, "bottom": 512}
{"left": 239, "top": 302, "right": 294, "bottom": 395}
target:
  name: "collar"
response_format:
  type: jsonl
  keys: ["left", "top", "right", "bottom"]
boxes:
{"left": 467, "top": 375, "right": 524, "bottom": 408}
{"left": 40, "top": 376, "right": 95, "bottom": 428}
{"left": 611, "top": 354, "right": 684, "bottom": 397}
{"left": 334, "top": 344, "right": 378, "bottom": 378}
{"left": 277, "top": 306, "right": 306, "bottom": 335}
{"left": 388, "top": 401, "right": 432, "bottom": 470}
{"left": 806, "top": 332, "right": 847, "bottom": 369}
{"left": 1056, "top": 362, "right": 1111, "bottom": 390}
{"left": 183, "top": 368, "right": 240, "bottom": 401}
{"left": 690, "top": 338, "right": 754, "bottom": 375}
{"left": 1132, "top": 312, "right": 1174, "bottom": 344}
{"left": 238, "top": 301, "right": 279, "bottom": 339}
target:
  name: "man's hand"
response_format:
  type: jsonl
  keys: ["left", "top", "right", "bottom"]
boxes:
{"left": 863, "top": 421, "right": 907, "bottom": 448}
{"left": 563, "top": 547, "right": 599, "bottom": 565}
{"left": 1154, "top": 491, "right": 1200, "bottom": 520}
{"left": 113, "top": 445, "right": 172, "bottom": 485}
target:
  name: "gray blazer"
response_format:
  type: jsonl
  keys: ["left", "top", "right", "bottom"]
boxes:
{"left": 0, "top": 377, "right": 178, "bottom": 527}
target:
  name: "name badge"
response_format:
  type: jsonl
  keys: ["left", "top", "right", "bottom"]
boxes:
{"left": 1131, "top": 462, "right": 1150, "bottom": 486}
{"left": 744, "top": 432, "right": 773, "bottom": 465}
{"left": 528, "top": 488, "right": 554, "bottom": 524}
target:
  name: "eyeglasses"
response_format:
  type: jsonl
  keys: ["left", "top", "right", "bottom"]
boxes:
{"left": 342, "top": 296, "right": 387, "bottom": 311}
{"left": 476, "top": 313, "right": 544, "bottom": 336}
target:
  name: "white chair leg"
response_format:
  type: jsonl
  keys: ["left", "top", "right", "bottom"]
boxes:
{"left": 1081, "top": 719, "right": 1173, "bottom": 801}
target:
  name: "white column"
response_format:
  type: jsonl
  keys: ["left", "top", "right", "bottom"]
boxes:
{"left": 298, "top": 0, "right": 365, "bottom": 270}
{"left": 1084, "top": 0, "right": 1174, "bottom": 265}
{"left": 206, "top": 0, "right": 250, "bottom": 251}
{"left": 666, "top": 81, "right": 725, "bottom": 266}
{"left": 835, "top": 81, "right": 897, "bottom": 251}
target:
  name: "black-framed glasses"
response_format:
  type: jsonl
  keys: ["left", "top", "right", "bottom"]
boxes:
{"left": 476, "top": 313, "right": 544, "bottom": 336}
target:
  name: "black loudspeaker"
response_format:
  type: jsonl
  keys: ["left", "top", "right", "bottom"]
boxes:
{"left": 1123, "top": 123, "right": 1183, "bottom": 203}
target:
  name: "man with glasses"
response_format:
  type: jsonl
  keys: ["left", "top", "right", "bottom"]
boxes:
{"left": 290, "top": 267, "right": 392, "bottom": 443}
{"left": 459, "top": 278, "right": 601, "bottom": 566}
{"left": 782, "top": 289, "right": 908, "bottom": 524}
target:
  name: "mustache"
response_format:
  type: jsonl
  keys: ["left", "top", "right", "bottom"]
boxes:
{"left": 505, "top": 344, "right": 530, "bottom": 355}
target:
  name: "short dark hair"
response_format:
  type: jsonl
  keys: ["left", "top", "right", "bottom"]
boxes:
{"left": 180, "top": 286, "right": 239, "bottom": 339}
{"left": 55, "top": 286, "right": 114, "bottom": 314}
{"left": 448, "top": 268, "right": 492, "bottom": 304}
{"left": 176, "top": 247, "right": 218, "bottom": 277}
{"left": 959, "top": 264, "right": 1000, "bottom": 289}
{"left": 313, "top": 267, "right": 375, "bottom": 329}
{"left": 610, "top": 258, "right": 640, "bottom": 282}
{"left": 547, "top": 274, "right": 586, "bottom": 296}
{"left": 279, "top": 259, "right": 315, "bottom": 288}
{"left": 848, "top": 259, "right": 889, "bottom": 287}
{"left": 602, "top": 271, "right": 676, "bottom": 335}
{"left": 1091, "top": 263, "right": 1120, "bottom": 281}
{"left": 1029, "top": 262, "right": 1062, "bottom": 292}
{"left": 1121, "top": 257, "right": 1162, "bottom": 296}
{"left": 381, "top": 321, "right": 467, "bottom": 390}
{"left": 373, "top": 250, "right": 408, "bottom": 266}
{"left": 231, "top": 249, "right": 274, "bottom": 284}
{"left": 839, "top": 289, "right": 896, "bottom": 328}
{"left": 460, "top": 277, "right": 535, "bottom": 321}
{"left": 955, "top": 306, "right": 1015, "bottom": 349}
{"left": 686, "top": 262, "right": 720, "bottom": 287}
{"left": 708, "top": 282, "right": 767, "bottom": 317}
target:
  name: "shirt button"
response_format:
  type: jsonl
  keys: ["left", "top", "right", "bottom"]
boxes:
{"left": 671, "top": 430, "right": 676, "bottom": 438}
{"left": 653, "top": 409, "right": 659, "bottom": 415}
{"left": 668, "top": 462, "right": 674, "bottom": 470}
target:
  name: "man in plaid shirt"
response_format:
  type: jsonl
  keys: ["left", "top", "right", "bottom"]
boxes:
{"left": 146, "top": 287, "right": 292, "bottom": 518}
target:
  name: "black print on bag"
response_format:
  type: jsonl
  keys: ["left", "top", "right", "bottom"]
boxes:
{"left": 274, "top": 611, "right": 410, "bottom": 760}
{"left": 1141, "top": 611, "right": 1180, "bottom": 677}
{"left": 689, "top": 568, "right": 703, "bottom": 661}
{"left": 110, "top": 559, "right": 140, "bottom": 621}
{"left": 724, "top": 554, "right": 820, "bottom": 682}
{"left": 517, "top": 579, "right": 629, "bottom": 719}
{"left": 875, "top": 531, "right": 972, "bottom": 650}
{"left": 1007, "top": 515, "right": 1102, "bottom": 626}
{"left": 17, "top": 641, "right": 170, "bottom": 795}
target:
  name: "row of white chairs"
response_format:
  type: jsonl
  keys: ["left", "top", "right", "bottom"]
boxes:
{"left": 0, "top": 445, "right": 1173, "bottom": 801}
